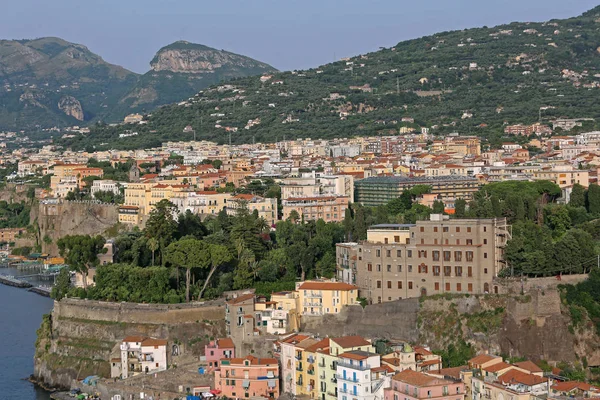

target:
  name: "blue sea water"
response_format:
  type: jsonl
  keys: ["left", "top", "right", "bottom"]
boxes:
{"left": 0, "top": 267, "right": 53, "bottom": 400}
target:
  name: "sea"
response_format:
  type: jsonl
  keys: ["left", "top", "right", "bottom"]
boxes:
{"left": 0, "top": 266, "right": 54, "bottom": 400}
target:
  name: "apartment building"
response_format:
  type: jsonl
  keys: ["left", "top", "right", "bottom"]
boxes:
{"left": 226, "top": 194, "right": 278, "bottom": 226}
{"left": 296, "top": 281, "right": 358, "bottom": 316}
{"left": 225, "top": 293, "right": 256, "bottom": 349}
{"left": 205, "top": 338, "right": 235, "bottom": 369}
{"left": 281, "top": 172, "right": 354, "bottom": 202}
{"left": 282, "top": 196, "right": 349, "bottom": 223}
{"left": 532, "top": 167, "right": 589, "bottom": 188}
{"left": 214, "top": 355, "right": 279, "bottom": 399}
{"left": 384, "top": 369, "right": 465, "bottom": 400}
{"left": 337, "top": 215, "right": 511, "bottom": 303}
{"left": 337, "top": 350, "right": 392, "bottom": 400}
{"left": 354, "top": 176, "right": 479, "bottom": 207}
{"left": 91, "top": 180, "right": 124, "bottom": 196}
{"left": 116, "top": 336, "right": 167, "bottom": 379}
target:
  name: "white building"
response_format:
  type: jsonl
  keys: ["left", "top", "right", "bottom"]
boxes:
{"left": 117, "top": 336, "right": 168, "bottom": 379}
{"left": 91, "top": 180, "right": 125, "bottom": 196}
{"left": 337, "top": 350, "right": 392, "bottom": 400}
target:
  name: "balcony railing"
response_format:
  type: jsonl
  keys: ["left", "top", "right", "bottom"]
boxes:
{"left": 337, "top": 360, "right": 371, "bottom": 371}
{"left": 296, "top": 365, "right": 303, "bottom": 372}
{"left": 336, "top": 374, "right": 358, "bottom": 382}
{"left": 306, "top": 292, "right": 322, "bottom": 298}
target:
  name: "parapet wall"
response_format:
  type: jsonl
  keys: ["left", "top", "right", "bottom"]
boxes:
{"left": 55, "top": 298, "right": 225, "bottom": 325}
{"left": 495, "top": 274, "right": 588, "bottom": 295}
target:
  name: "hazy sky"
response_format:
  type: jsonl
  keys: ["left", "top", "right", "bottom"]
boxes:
{"left": 1, "top": 1, "right": 598, "bottom": 74}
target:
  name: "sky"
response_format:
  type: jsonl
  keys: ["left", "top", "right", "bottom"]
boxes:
{"left": 1, "top": 0, "right": 598, "bottom": 74}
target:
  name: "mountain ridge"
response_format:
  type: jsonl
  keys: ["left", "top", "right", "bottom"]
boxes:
{"left": 0, "top": 37, "right": 277, "bottom": 130}
{"left": 65, "top": 5, "right": 600, "bottom": 150}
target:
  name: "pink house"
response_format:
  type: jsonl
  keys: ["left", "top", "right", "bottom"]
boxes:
{"left": 205, "top": 338, "right": 235, "bottom": 368}
{"left": 215, "top": 355, "right": 280, "bottom": 399}
{"left": 385, "top": 369, "right": 465, "bottom": 400}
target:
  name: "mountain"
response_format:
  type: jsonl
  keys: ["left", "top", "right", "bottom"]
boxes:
{"left": 0, "top": 37, "right": 138, "bottom": 130}
{"left": 0, "top": 38, "right": 277, "bottom": 131}
{"left": 67, "top": 6, "right": 600, "bottom": 150}
{"left": 112, "top": 41, "right": 277, "bottom": 120}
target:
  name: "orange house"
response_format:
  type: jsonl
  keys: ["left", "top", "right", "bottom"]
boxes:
{"left": 74, "top": 167, "right": 104, "bottom": 189}
{"left": 215, "top": 355, "right": 280, "bottom": 399}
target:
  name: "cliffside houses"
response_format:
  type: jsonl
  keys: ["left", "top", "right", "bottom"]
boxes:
{"left": 112, "top": 336, "right": 168, "bottom": 379}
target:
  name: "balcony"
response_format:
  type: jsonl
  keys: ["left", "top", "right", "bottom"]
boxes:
{"left": 306, "top": 292, "right": 322, "bottom": 298}
{"left": 331, "top": 377, "right": 337, "bottom": 384}
{"left": 296, "top": 365, "right": 304, "bottom": 372}
{"left": 308, "top": 356, "right": 315, "bottom": 364}
{"left": 308, "top": 369, "right": 315, "bottom": 375}
{"left": 330, "top": 363, "right": 337, "bottom": 371}
{"left": 337, "top": 359, "right": 370, "bottom": 371}
{"left": 336, "top": 374, "right": 358, "bottom": 383}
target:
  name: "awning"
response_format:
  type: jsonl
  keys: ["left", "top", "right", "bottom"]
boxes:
{"left": 268, "top": 380, "right": 276, "bottom": 388}
{"left": 243, "top": 379, "right": 250, "bottom": 388}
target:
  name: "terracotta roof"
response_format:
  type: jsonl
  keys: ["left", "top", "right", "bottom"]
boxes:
{"left": 304, "top": 338, "right": 330, "bottom": 353}
{"left": 331, "top": 335, "right": 371, "bottom": 349}
{"left": 392, "top": 369, "right": 452, "bottom": 387}
{"left": 295, "top": 338, "right": 320, "bottom": 350}
{"left": 142, "top": 338, "right": 168, "bottom": 346}
{"left": 227, "top": 355, "right": 278, "bottom": 366}
{"left": 469, "top": 354, "right": 500, "bottom": 366}
{"left": 414, "top": 346, "right": 433, "bottom": 356}
{"left": 298, "top": 282, "right": 358, "bottom": 291}
{"left": 498, "top": 369, "right": 547, "bottom": 386}
{"left": 123, "top": 335, "right": 146, "bottom": 343}
{"left": 552, "top": 381, "right": 597, "bottom": 392}
{"left": 513, "top": 361, "right": 543, "bottom": 374}
{"left": 281, "top": 334, "right": 309, "bottom": 345}
{"left": 431, "top": 366, "right": 468, "bottom": 380}
{"left": 420, "top": 359, "right": 442, "bottom": 367}
{"left": 227, "top": 293, "right": 255, "bottom": 305}
{"left": 338, "top": 350, "right": 374, "bottom": 360}
{"left": 483, "top": 362, "right": 512, "bottom": 373}
{"left": 216, "top": 338, "right": 235, "bottom": 349}
{"left": 234, "top": 194, "right": 255, "bottom": 200}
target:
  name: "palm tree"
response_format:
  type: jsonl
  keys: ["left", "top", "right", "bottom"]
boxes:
{"left": 147, "top": 237, "right": 159, "bottom": 266}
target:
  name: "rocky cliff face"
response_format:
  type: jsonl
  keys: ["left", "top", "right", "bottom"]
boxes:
{"left": 57, "top": 96, "right": 84, "bottom": 121}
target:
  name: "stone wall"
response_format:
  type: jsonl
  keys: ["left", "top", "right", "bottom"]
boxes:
{"left": 495, "top": 274, "right": 588, "bottom": 294}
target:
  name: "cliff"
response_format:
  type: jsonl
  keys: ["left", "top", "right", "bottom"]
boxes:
{"left": 34, "top": 200, "right": 119, "bottom": 255}
{"left": 34, "top": 298, "right": 226, "bottom": 389}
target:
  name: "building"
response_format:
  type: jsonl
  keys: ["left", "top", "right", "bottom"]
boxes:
{"left": 205, "top": 338, "right": 235, "bottom": 369}
{"left": 117, "top": 336, "right": 167, "bottom": 379}
{"left": 91, "top": 180, "right": 124, "bottom": 197}
{"left": 337, "top": 350, "right": 392, "bottom": 400}
{"left": 280, "top": 334, "right": 311, "bottom": 394}
{"left": 296, "top": 281, "right": 359, "bottom": 316}
{"left": 384, "top": 369, "right": 465, "bottom": 400}
{"left": 214, "top": 355, "right": 279, "bottom": 399}
{"left": 225, "top": 293, "right": 256, "bottom": 348}
{"left": 354, "top": 176, "right": 479, "bottom": 207}
{"left": 337, "top": 215, "right": 511, "bottom": 303}
{"left": 282, "top": 196, "right": 349, "bottom": 223}
{"left": 0, "top": 227, "right": 25, "bottom": 243}
{"left": 226, "top": 194, "right": 278, "bottom": 226}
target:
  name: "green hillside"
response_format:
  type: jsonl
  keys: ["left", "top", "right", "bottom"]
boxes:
{"left": 66, "top": 6, "right": 600, "bottom": 150}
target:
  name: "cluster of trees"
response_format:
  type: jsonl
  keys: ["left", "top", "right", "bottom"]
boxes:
{"left": 0, "top": 200, "right": 31, "bottom": 228}
{"left": 562, "top": 269, "right": 600, "bottom": 334}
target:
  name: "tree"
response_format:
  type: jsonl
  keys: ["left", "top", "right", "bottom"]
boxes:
{"left": 50, "top": 267, "right": 71, "bottom": 300}
{"left": 587, "top": 184, "right": 600, "bottom": 214}
{"left": 234, "top": 247, "right": 256, "bottom": 289}
{"left": 343, "top": 207, "right": 354, "bottom": 242}
{"left": 144, "top": 200, "right": 177, "bottom": 265}
{"left": 147, "top": 237, "right": 159, "bottom": 266}
{"left": 165, "top": 238, "right": 210, "bottom": 302}
{"left": 57, "top": 235, "right": 106, "bottom": 289}
{"left": 454, "top": 198, "right": 467, "bottom": 218}
{"left": 432, "top": 200, "right": 445, "bottom": 214}
{"left": 570, "top": 184, "right": 586, "bottom": 208}
{"left": 353, "top": 206, "right": 367, "bottom": 241}
{"left": 199, "top": 243, "right": 231, "bottom": 299}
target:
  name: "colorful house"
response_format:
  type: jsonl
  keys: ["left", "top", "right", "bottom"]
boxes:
{"left": 215, "top": 355, "right": 280, "bottom": 399}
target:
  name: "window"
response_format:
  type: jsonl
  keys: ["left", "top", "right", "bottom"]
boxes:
{"left": 378, "top": 297, "right": 382, "bottom": 304}
{"left": 445, "top": 282, "right": 450, "bottom": 291}
{"left": 419, "top": 265, "right": 428, "bottom": 273}
{"left": 397, "top": 265, "right": 402, "bottom": 272}
{"left": 456, "top": 227, "right": 461, "bottom": 233}
{"left": 387, "top": 265, "right": 392, "bottom": 272}
{"left": 466, "top": 251, "right": 473, "bottom": 262}
{"left": 420, "top": 238, "right": 425, "bottom": 244}
{"left": 434, "top": 227, "right": 438, "bottom": 232}
{"left": 408, "top": 282, "right": 413, "bottom": 289}
{"left": 376, "top": 250, "right": 381, "bottom": 257}
{"left": 484, "top": 253, "right": 488, "bottom": 259}
{"left": 454, "top": 251, "right": 462, "bottom": 261}
{"left": 443, "top": 251, "right": 451, "bottom": 261}
{"left": 420, "top": 227, "right": 424, "bottom": 232}
{"left": 432, "top": 251, "right": 440, "bottom": 261}
{"left": 457, "top": 283, "right": 462, "bottom": 292}
{"left": 466, "top": 239, "right": 473, "bottom": 245}
{"left": 435, "top": 282, "right": 440, "bottom": 291}
{"left": 443, "top": 227, "right": 449, "bottom": 232}
{"left": 387, "top": 281, "right": 392, "bottom": 289}
{"left": 377, "top": 264, "right": 381, "bottom": 272}
{"left": 407, "top": 250, "right": 412, "bottom": 258}
{"left": 394, "top": 236, "right": 400, "bottom": 243}
{"left": 484, "top": 227, "right": 487, "bottom": 232}
{"left": 468, "top": 283, "right": 473, "bottom": 292}
{"left": 377, "top": 281, "right": 382, "bottom": 289}
{"left": 444, "top": 266, "right": 451, "bottom": 277}
{"left": 455, "top": 266, "right": 463, "bottom": 277}
{"left": 483, "top": 239, "right": 488, "bottom": 245}
{"left": 408, "top": 265, "right": 413, "bottom": 272}
{"left": 398, "top": 281, "right": 402, "bottom": 289}
{"left": 467, "top": 227, "right": 471, "bottom": 233}
{"left": 368, "top": 264, "right": 372, "bottom": 272}
{"left": 456, "top": 239, "right": 460, "bottom": 245}
{"left": 468, "top": 266, "right": 473, "bottom": 277}
{"left": 484, "top": 268, "right": 488, "bottom": 274}
{"left": 386, "top": 250, "right": 391, "bottom": 257}
{"left": 396, "top": 250, "right": 402, "bottom": 257}
{"left": 433, "top": 266, "right": 440, "bottom": 276}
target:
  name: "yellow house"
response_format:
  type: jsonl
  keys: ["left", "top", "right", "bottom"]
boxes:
{"left": 294, "top": 338, "right": 320, "bottom": 397}
{"left": 271, "top": 291, "right": 297, "bottom": 311}
{"left": 296, "top": 281, "right": 358, "bottom": 316}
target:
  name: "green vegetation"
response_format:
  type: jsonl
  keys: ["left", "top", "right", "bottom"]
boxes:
{"left": 62, "top": 6, "right": 600, "bottom": 150}
{"left": 562, "top": 269, "right": 600, "bottom": 333}
{"left": 0, "top": 200, "right": 31, "bottom": 228}
{"left": 434, "top": 340, "right": 476, "bottom": 368}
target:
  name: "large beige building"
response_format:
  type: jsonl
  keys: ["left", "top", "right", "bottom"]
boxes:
{"left": 336, "top": 214, "right": 511, "bottom": 303}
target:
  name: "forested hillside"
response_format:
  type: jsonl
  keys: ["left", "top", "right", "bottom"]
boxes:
{"left": 67, "top": 6, "right": 600, "bottom": 150}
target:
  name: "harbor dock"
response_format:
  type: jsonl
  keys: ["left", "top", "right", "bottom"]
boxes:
{"left": 0, "top": 275, "right": 32, "bottom": 288}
